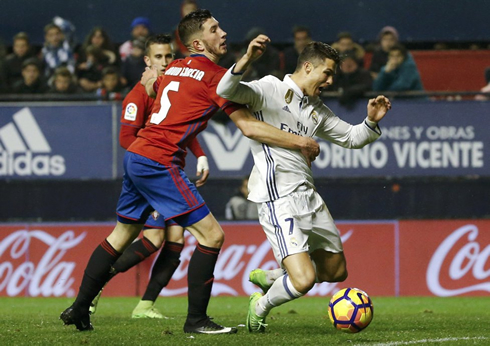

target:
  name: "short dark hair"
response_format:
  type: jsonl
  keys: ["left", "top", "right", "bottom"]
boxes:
{"left": 178, "top": 8, "right": 213, "bottom": 48}
{"left": 83, "top": 27, "right": 112, "bottom": 50}
{"left": 296, "top": 42, "right": 340, "bottom": 71}
{"left": 53, "top": 66, "right": 72, "bottom": 79}
{"left": 22, "top": 57, "right": 41, "bottom": 70}
{"left": 292, "top": 25, "right": 311, "bottom": 37}
{"left": 337, "top": 31, "right": 353, "bottom": 41}
{"left": 13, "top": 32, "right": 29, "bottom": 44}
{"left": 390, "top": 43, "right": 408, "bottom": 58}
{"left": 145, "top": 34, "right": 173, "bottom": 55}
{"left": 102, "top": 66, "right": 119, "bottom": 77}
{"left": 85, "top": 45, "right": 106, "bottom": 62}
{"left": 44, "top": 23, "right": 61, "bottom": 34}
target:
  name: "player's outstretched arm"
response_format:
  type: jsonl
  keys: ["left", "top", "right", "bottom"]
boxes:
{"left": 217, "top": 65, "right": 259, "bottom": 106}
{"left": 367, "top": 95, "right": 392, "bottom": 123}
{"left": 232, "top": 34, "right": 271, "bottom": 74}
{"left": 230, "top": 108, "right": 319, "bottom": 166}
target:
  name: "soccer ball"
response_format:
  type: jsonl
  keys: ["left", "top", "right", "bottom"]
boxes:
{"left": 328, "top": 287, "right": 373, "bottom": 333}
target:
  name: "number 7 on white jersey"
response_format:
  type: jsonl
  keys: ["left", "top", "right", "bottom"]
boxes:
{"left": 150, "top": 81, "right": 180, "bottom": 125}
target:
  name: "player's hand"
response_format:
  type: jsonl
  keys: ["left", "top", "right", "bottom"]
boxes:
{"left": 367, "top": 95, "right": 391, "bottom": 123}
{"left": 141, "top": 66, "right": 158, "bottom": 86}
{"left": 246, "top": 34, "right": 271, "bottom": 62}
{"left": 195, "top": 156, "right": 210, "bottom": 187}
{"left": 300, "top": 137, "right": 320, "bottom": 168}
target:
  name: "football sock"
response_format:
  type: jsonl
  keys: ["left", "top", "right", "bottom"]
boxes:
{"left": 256, "top": 274, "right": 304, "bottom": 317}
{"left": 186, "top": 243, "right": 220, "bottom": 324}
{"left": 141, "top": 241, "right": 184, "bottom": 301}
{"left": 112, "top": 236, "right": 159, "bottom": 273}
{"left": 74, "top": 239, "right": 121, "bottom": 311}
{"left": 265, "top": 268, "right": 286, "bottom": 285}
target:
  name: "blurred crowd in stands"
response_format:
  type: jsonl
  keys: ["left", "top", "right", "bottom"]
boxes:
{"left": 0, "top": 0, "right": 489, "bottom": 105}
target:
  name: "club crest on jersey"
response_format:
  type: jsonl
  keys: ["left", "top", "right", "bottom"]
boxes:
{"left": 289, "top": 237, "right": 299, "bottom": 247}
{"left": 285, "top": 89, "right": 294, "bottom": 104}
{"left": 124, "top": 103, "right": 137, "bottom": 121}
{"left": 311, "top": 110, "right": 319, "bottom": 125}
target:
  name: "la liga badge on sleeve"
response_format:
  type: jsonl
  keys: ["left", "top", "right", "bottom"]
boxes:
{"left": 124, "top": 103, "right": 138, "bottom": 121}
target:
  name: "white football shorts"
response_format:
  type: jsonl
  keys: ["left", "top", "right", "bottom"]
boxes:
{"left": 258, "top": 184, "right": 343, "bottom": 266}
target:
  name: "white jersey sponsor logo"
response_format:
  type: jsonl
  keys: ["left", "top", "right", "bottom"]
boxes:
{"left": 0, "top": 108, "right": 66, "bottom": 176}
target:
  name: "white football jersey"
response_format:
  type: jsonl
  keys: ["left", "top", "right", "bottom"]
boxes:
{"left": 217, "top": 67, "right": 381, "bottom": 203}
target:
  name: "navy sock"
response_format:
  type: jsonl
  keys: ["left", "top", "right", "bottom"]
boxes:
{"left": 74, "top": 239, "right": 120, "bottom": 311}
{"left": 141, "top": 241, "right": 184, "bottom": 301}
{"left": 186, "top": 244, "right": 220, "bottom": 324}
{"left": 112, "top": 237, "right": 159, "bottom": 273}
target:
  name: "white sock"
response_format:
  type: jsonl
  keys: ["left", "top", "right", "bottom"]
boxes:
{"left": 256, "top": 274, "right": 304, "bottom": 317}
{"left": 266, "top": 268, "right": 285, "bottom": 285}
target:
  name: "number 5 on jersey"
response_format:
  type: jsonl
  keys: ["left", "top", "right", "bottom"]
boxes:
{"left": 150, "top": 81, "right": 180, "bottom": 125}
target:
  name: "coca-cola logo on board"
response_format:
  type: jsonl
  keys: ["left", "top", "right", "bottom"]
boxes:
{"left": 427, "top": 224, "right": 490, "bottom": 296}
{"left": 0, "top": 229, "right": 86, "bottom": 297}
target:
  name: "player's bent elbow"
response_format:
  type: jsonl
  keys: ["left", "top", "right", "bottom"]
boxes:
{"left": 235, "top": 120, "right": 256, "bottom": 139}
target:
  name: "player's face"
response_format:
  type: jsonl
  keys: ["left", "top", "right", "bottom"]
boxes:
{"left": 200, "top": 17, "right": 227, "bottom": 58}
{"left": 304, "top": 58, "right": 336, "bottom": 97}
{"left": 145, "top": 43, "right": 174, "bottom": 76}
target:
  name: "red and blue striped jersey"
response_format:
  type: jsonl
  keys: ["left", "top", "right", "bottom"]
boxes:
{"left": 128, "top": 55, "right": 243, "bottom": 167}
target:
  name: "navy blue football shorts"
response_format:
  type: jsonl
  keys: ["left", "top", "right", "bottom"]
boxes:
{"left": 116, "top": 152, "right": 209, "bottom": 228}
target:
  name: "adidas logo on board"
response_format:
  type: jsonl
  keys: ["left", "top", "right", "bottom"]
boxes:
{"left": 0, "top": 108, "right": 65, "bottom": 176}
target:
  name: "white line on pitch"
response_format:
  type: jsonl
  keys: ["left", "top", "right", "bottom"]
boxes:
{"left": 355, "top": 336, "right": 488, "bottom": 346}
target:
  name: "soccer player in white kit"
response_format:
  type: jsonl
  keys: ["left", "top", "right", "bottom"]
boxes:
{"left": 217, "top": 35, "right": 392, "bottom": 332}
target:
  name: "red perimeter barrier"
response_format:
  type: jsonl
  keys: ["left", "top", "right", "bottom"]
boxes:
{"left": 364, "top": 50, "right": 490, "bottom": 91}
{"left": 0, "top": 220, "right": 489, "bottom": 297}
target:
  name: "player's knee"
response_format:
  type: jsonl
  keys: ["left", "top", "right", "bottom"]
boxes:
{"left": 318, "top": 268, "right": 348, "bottom": 283}
{"left": 165, "top": 226, "right": 185, "bottom": 244}
{"left": 144, "top": 229, "right": 165, "bottom": 248}
{"left": 203, "top": 227, "right": 225, "bottom": 248}
{"left": 331, "top": 268, "right": 348, "bottom": 282}
{"left": 109, "top": 222, "right": 142, "bottom": 252}
{"left": 290, "top": 271, "right": 316, "bottom": 294}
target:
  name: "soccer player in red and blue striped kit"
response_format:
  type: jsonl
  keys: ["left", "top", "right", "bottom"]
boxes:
{"left": 87, "top": 34, "right": 210, "bottom": 320}
{"left": 60, "top": 9, "right": 320, "bottom": 334}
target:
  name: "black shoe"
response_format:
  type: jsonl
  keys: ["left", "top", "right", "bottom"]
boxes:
{"left": 60, "top": 305, "right": 94, "bottom": 331}
{"left": 184, "top": 317, "right": 237, "bottom": 334}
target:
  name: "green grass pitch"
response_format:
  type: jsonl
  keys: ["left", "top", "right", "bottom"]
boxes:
{"left": 0, "top": 296, "right": 489, "bottom": 345}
